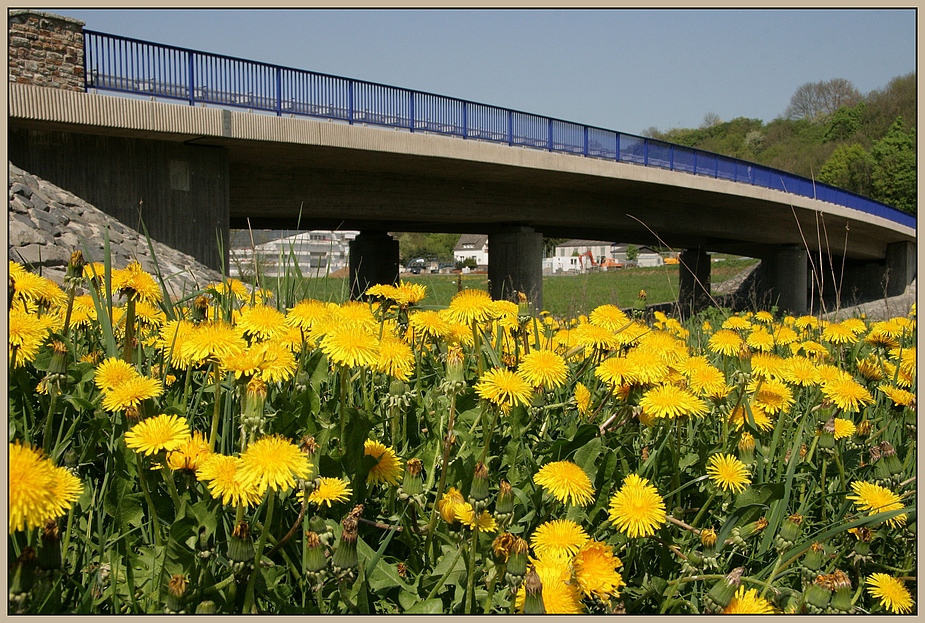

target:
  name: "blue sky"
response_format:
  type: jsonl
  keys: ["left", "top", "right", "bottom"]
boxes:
{"left": 49, "top": 8, "right": 915, "bottom": 136}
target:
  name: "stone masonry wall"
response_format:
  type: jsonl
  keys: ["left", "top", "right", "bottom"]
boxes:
{"left": 9, "top": 10, "right": 85, "bottom": 91}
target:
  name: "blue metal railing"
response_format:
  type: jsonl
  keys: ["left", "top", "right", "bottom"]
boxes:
{"left": 82, "top": 30, "right": 915, "bottom": 230}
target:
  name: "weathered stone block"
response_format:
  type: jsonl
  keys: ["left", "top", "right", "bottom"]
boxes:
{"left": 15, "top": 243, "right": 71, "bottom": 266}
{"left": 9, "top": 217, "right": 47, "bottom": 246}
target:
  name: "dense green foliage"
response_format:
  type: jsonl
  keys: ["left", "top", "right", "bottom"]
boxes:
{"left": 646, "top": 74, "right": 916, "bottom": 214}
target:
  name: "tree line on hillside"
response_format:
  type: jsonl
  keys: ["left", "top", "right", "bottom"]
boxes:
{"left": 643, "top": 74, "right": 916, "bottom": 215}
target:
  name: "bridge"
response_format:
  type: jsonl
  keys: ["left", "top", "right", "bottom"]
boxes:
{"left": 8, "top": 11, "right": 916, "bottom": 314}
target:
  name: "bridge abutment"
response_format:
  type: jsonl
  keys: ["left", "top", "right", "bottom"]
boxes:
{"left": 678, "top": 249, "right": 711, "bottom": 318}
{"left": 488, "top": 227, "right": 544, "bottom": 310}
{"left": 349, "top": 231, "right": 400, "bottom": 299}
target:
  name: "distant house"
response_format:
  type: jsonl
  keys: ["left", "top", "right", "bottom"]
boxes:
{"left": 553, "top": 239, "right": 614, "bottom": 271}
{"left": 229, "top": 230, "right": 358, "bottom": 278}
{"left": 453, "top": 234, "right": 489, "bottom": 267}
{"left": 611, "top": 244, "right": 664, "bottom": 268}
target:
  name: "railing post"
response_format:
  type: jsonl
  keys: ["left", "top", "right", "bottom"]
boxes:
{"left": 508, "top": 110, "right": 513, "bottom": 146}
{"left": 669, "top": 145, "right": 674, "bottom": 170}
{"left": 644, "top": 139, "right": 649, "bottom": 166}
{"left": 409, "top": 90, "right": 415, "bottom": 132}
{"left": 275, "top": 67, "right": 282, "bottom": 116}
{"left": 714, "top": 157, "right": 719, "bottom": 178}
{"left": 462, "top": 101, "right": 467, "bottom": 138}
{"left": 583, "top": 126, "right": 588, "bottom": 156}
{"left": 187, "top": 51, "right": 195, "bottom": 106}
{"left": 615, "top": 133, "right": 620, "bottom": 162}
{"left": 348, "top": 80, "right": 354, "bottom": 124}
{"left": 693, "top": 151, "right": 698, "bottom": 175}
{"left": 547, "top": 118, "right": 553, "bottom": 151}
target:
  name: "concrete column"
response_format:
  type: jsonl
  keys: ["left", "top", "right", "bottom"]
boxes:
{"left": 349, "top": 231, "right": 399, "bottom": 300}
{"left": 678, "top": 249, "right": 711, "bottom": 318}
{"left": 763, "top": 245, "right": 808, "bottom": 315}
{"left": 488, "top": 227, "right": 544, "bottom": 310}
{"left": 885, "top": 241, "right": 916, "bottom": 297}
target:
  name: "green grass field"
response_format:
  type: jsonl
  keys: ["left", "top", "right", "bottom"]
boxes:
{"left": 286, "top": 259, "right": 758, "bottom": 318}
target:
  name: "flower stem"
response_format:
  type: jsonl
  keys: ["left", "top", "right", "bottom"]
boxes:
{"left": 464, "top": 524, "right": 480, "bottom": 614}
{"left": 208, "top": 363, "right": 223, "bottom": 452}
{"left": 424, "top": 392, "right": 457, "bottom": 563}
{"left": 243, "top": 491, "right": 276, "bottom": 614}
{"left": 135, "top": 453, "right": 163, "bottom": 547}
{"left": 122, "top": 297, "right": 136, "bottom": 364}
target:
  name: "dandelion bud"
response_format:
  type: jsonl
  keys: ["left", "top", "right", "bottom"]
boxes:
{"left": 856, "top": 419, "right": 871, "bottom": 437}
{"left": 468, "top": 461, "right": 490, "bottom": 510}
{"left": 827, "top": 570, "right": 852, "bottom": 613}
{"left": 166, "top": 574, "right": 187, "bottom": 613}
{"left": 775, "top": 514, "right": 803, "bottom": 551}
{"left": 65, "top": 250, "right": 86, "bottom": 283}
{"left": 522, "top": 566, "right": 546, "bottom": 614}
{"left": 438, "top": 487, "right": 465, "bottom": 524}
{"left": 227, "top": 521, "right": 255, "bottom": 563}
{"left": 737, "top": 432, "right": 756, "bottom": 464}
{"left": 847, "top": 527, "right": 873, "bottom": 562}
{"left": 195, "top": 601, "right": 217, "bottom": 614}
{"left": 704, "top": 566, "right": 743, "bottom": 613}
{"left": 492, "top": 532, "right": 516, "bottom": 563}
{"left": 47, "top": 340, "right": 69, "bottom": 382}
{"left": 879, "top": 441, "right": 903, "bottom": 476}
{"left": 191, "top": 295, "right": 210, "bottom": 323}
{"left": 446, "top": 345, "right": 465, "bottom": 384}
{"left": 506, "top": 537, "right": 530, "bottom": 589}
{"left": 331, "top": 516, "right": 359, "bottom": 573}
{"left": 304, "top": 531, "right": 328, "bottom": 583}
{"left": 869, "top": 446, "right": 892, "bottom": 483}
{"left": 800, "top": 542, "right": 826, "bottom": 581}
{"left": 494, "top": 479, "right": 515, "bottom": 528}
{"left": 700, "top": 527, "right": 718, "bottom": 568}
{"left": 39, "top": 520, "right": 62, "bottom": 571}
{"left": 10, "top": 547, "right": 39, "bottom": 596}
{"left": 818, "top": 417, "right": 836, "bottom": 450}
{"left": 399, "top": 458, "right": 424, "bottom": 500}
{"left": 300, "top": 436, "right": 320, "bottom": 484}
{"left": 803, "top": 575, "right": 832, "bottom": 614}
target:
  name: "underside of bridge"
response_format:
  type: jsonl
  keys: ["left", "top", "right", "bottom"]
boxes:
{"left": 9, "top": 102, "right": 916, "bottom": 316}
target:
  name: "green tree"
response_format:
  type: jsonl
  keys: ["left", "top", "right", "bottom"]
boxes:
{"left": 823, "top": 102, "right": 866, "bottom": 142}
{"left": 818, "top": 143, "right": 874, "bottom": 196}
{"left": 625, "top": 244, "right": 639, "bottom": 262}
{"left": 870, "top": 118, "right": 916, "bottom": 214}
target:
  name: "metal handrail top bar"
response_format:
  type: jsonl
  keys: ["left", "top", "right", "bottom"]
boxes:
{"left": 80, "top": 29, "right": 916, "bottom": 230}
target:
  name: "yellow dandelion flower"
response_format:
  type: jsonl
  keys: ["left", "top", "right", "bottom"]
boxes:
{"left": 574, "top": 382, "right": 592, "bottom": 417}
{"left": 307, "top": 477, "right": 353, "bottom": 507}
{"left": 706, "top": 453, "right": 751, "bottom": 494}
{"left": 238, "top": 434, "right": 312, "bottom": 495}
{"left": 821, "top": 322, "right": 860, "bottom": 345}
{"left": 181, "top": 321, "right": 247, "bottom": 365}
{"left": 595, "top": 356, "right": 636, "bottom": 389}
{"left": 750, "top": 378, "right": 794, "bottom": 415}
{"left": 746, "top": 328, "right": 775, "bottom": 352}
{"left": 608, "top": 474, "right": 667, "bottom": 538}
{"left": 729, "top": 403, "right": 774, "bottom": 432}
{"left": 438, "top": 487, "right": 466, "bottom": 523}
{"left": 9, "top": 442, "right": 82, "bottom": 533}
{"left": 518, "top": 350, "right": 568, "bottom": 389}
{"left": 375, "top": 336, "right": 415, "bottom": 381}
{"left": 457, "top": 506, "right": 497, "bottom": 532}
{"left": 9, "top": 307, "right": 51, "bottom": 367}
{"left": 285, "top": 298, "right": 330, "bottom": 331}
{"left": 443, "top": 288, "right": 494, "bottom": 325}
{"left": 684, "top": 360, "right": 730, "bottom": 398}
{"left": 474, "top": 367, "right": 533, "bottom": 413}
{"left": 847, "top": 481, "right": 907, "bottom": 528}
{"left": 408, "top": 310, "right": 451, "bottom": 342}
{"left": 833, "top": 418, "right": 856, "bottom": 440}
{"left": 209, "top": 278, "right": 251, "bottom": 301}
{"left": 196, "top": 454, "right": 263, "bottom": 508}
{"left": 236, "top": 304, "right": 287, "bottom": 341}
{"left": 93, "top": 357, "right": 139, "bottom": 391}
{"left": 124, "top": 414, "right": 190, "bottom": 456}
{"left": 866, "top": 573, "right": 914, "bottom": 614}
{"left": 721, "top": 316, "right": 752, "bottom": 331}
{"left": 254, "top": 340, "right": 298, "bottom": 384}
{"left": 781, "top": 355, "right": 820, "bottom": 387}
{"left": 573, "top": 322, "right": 621, "bottom": 352}
{"left": 364, "top": 439, "right": 403, "bottom": 485}
{"left": 878, "top": 384, "right": 916, "bottom": 408}
{"left": 625, "top": 347, "right": 670, "bottom": 385}
{"left": 111, "top": 261, "right": 162, "bottom": 304}
{"left": 11, "top": 269, "right": 66, "bottom": 308}
{"left": 573, "top": 540, "right": 624, "bottom": 600}
{"left": 166, "top": 431, "right": 213, "bottom": 471}
{"left": 749, "top": 352, "right": 786, "bottom": 379}
{"left": 639, "top": 384, "right": 707, "bottom": 420}
{"left": 101, "top": 375, "right": 164, "bottom": 412}
{"left": 589, "top": 304, "right": 630, "bottom": 332}
{"left": 821, "top": 376, "right": 873, "bottom": 412}
{"left": 530, "top": 519, "right": 589, "bottom": 560}
{"left": 534, "top": 461, "right": 595, "bottom": 506}
{"left": 515, "top": 556, "right": 583, "bottom": 614}
{"left": 708, "top": 329, "right": 744, "bottom": 357}
{"left": 320, "top": 326, "right": 380, "bottom": 368}
{"left": 723, "top": 585, "right": 775, "bottom": 614}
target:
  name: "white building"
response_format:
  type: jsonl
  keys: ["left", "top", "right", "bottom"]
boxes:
{"left": 229, "top": 230, "right": 359, "bottom": 279}
{"left": 453, "top": 234, "right": 489, "bottom": 267}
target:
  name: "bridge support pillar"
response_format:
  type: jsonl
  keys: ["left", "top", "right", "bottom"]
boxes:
{"left": 678, "top": 249, "right": 711, "bottom": 318}
{"left": 488, "top": 227, "right": 544, "bottom": 311}
{"left": 885, "top": 240, "right": 916, "bottom": 297}
{"left": 349, "top": 231, "right": 399, "bottom": 300}
{"left": 762, "top": 245, "right": 809, "bottom": 315}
